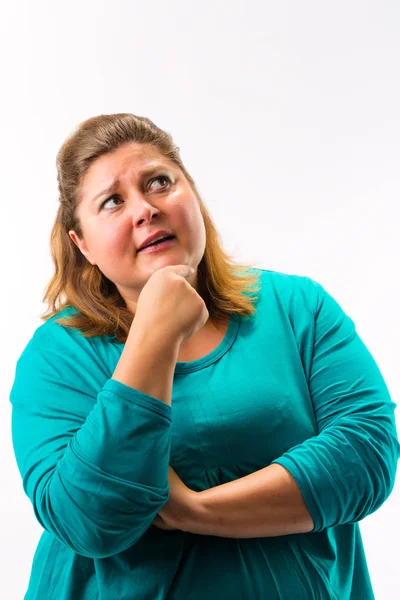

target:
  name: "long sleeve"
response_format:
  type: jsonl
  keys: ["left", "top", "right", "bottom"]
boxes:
{"left": 9, "top": 328, "right": 172, "bottom": 559}
{"left": 271, "top": 277, "right": 400, "bottom": 532}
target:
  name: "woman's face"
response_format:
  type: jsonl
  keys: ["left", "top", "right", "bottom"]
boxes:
{"left": 69, "top": 142, "right": 206, "bottom": 314}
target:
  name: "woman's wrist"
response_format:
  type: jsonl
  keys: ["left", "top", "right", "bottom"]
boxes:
{"left": 179, "top": 490, "right": 211, "bottom": 535}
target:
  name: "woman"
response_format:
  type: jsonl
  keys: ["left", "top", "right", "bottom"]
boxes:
{"left": 10, "top": 113, "right": 399, "bottom": 599}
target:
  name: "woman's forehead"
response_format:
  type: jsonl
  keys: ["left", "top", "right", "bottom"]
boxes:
{"left": 90, "top": 142, "right": 168, "bottom": 174}
{"left": 79, "top": 144, "right": 175, "bottom": 204}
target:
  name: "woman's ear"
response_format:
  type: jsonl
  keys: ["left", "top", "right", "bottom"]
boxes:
{"left": 68, "top": 230, "right": 96, "bottom": 266}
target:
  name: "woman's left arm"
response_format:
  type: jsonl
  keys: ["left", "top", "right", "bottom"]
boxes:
{"left": 158, "top": 279, "right": 400, "bottom": 537}
{"left": 185, "top": 462, "right": 315, "bottom": 537}
{"left": 156, "top": 462, "right": 314, "bottom": 537}
{"left": 267, "top": 278, "right": 400, "bottom": 534}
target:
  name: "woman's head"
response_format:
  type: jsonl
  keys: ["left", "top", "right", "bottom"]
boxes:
{"left": 42, "top": 113, "right": 261, "bottom": 342}
{"left": 69, "top": 140, "right": 207, "bottom": 314}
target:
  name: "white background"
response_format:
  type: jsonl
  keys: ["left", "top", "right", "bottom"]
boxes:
{"left": 1, "top": 1, "right": 399, "bottom": 598}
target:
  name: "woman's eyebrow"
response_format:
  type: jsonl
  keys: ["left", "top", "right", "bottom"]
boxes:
{"left": 90, "top": 164, "right": 171, "bottom": 204}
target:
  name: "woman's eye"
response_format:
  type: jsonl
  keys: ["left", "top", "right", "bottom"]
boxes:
{"left": 100, "top": 175, "right": 171, "bottom": 211}
{"left": 101, "top": 195, "right": 123, "bottom": 211}
{"left": 149, "top": 174, "right": 171, "bottom": 190}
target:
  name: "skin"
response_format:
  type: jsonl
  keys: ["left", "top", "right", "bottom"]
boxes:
{"left": 69, "top": 142, "right": 219, "bottom": 528}
{"left": 69, "top": 143, "right": 314, "bottom": 537}
{"left": 69, "top": 142, "right": 207, "bottom": 312}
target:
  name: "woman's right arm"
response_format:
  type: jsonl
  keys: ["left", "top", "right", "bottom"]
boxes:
{"left": 10, "top": 265, "right": 207, "bottom": 560}
{"left": 10, "top": 324, "right": 180, "bottom": 560}
{"left": 112, "top": 321, "right": 180, "bottom": 407}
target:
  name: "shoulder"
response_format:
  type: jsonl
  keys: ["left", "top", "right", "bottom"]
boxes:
{"left": 256, "top": 267, "right": 323, "bottom": 314}
{"left": 10, "top": 308, "right": 113, "bottom": 406}
{"left": 256, "top": 268, "right": 356, "bottom": 339}
{"left": 14, "top": 306, "right": 111, "bottom": 383}
{"left": 22, "top": 307, "right": 90, "bottom": 359}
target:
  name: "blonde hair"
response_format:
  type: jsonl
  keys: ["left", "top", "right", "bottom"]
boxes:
{"left": 41, "top": 113, "right": 262, "bottom": 343}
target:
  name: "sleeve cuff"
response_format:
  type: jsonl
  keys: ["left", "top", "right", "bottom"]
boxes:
{"left": 102, "top": 378, "right": 172, "bottom": 421}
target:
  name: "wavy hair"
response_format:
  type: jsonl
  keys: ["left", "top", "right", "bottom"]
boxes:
{"left": 41, "top": 113, "right": 262, "bottom": 343}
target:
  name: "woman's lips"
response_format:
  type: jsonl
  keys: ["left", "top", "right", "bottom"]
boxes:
{"left": 138, "top": 237, "right": 176, "bottom": 254}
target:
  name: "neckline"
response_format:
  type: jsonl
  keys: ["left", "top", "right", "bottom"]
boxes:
{"left": 174, "top": 314, "right": 240, "bottom": 374}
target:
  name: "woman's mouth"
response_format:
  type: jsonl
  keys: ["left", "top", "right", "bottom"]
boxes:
{"left": 138, "top": 236, "right": 176, "bottom": 254}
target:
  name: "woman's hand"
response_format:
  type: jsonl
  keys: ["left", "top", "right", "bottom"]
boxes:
{"left": 151, "top": 514, "right": 178, "bottom": 531}
{"left": 152, "top": 466, "right": 198, "bottom": 532}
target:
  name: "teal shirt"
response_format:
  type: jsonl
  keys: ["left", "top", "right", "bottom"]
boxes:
{"left": 10, "top": 269, "right": 399, "bottom": 599}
